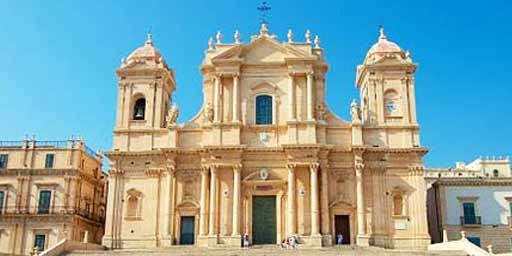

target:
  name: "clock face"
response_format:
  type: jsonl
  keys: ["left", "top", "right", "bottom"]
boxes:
{"left": 386, "top": 101, "right": 397, "bottom": 113}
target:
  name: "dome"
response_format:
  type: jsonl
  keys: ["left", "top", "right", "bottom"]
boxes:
{"left": 121, "top": 33, "right": 167, "bottom": 68}
{"left": 367, "top": 28, "right": 402, "bottom": 55}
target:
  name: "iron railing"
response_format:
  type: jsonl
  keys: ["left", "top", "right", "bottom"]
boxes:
{"left": 0, "top": 206, "right": 105, "bottom": 223}
{"left": 0, "top": 140, "right": 100, "bottom": 158}
{"left": 460, "top": 215, "right": 481, "bottom": 226}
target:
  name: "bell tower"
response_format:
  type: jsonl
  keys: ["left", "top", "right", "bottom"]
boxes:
{"left": 355, "top": 28, "right": 420, "bottom": 147}
{"left": 113, "top": 33, "right": 176, "bottom": 151}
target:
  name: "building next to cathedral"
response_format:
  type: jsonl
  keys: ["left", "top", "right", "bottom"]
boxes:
{"left": 102, "top": 23, "right": 430, "bottom": 250}
{"left": 0, "top": 138, "right": 107, "bottom": 255}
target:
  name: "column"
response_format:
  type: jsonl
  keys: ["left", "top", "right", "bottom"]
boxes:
{"left": 232, "top": 75, "right": 239, "bottom": 123}
{"left": 231, "top": 165, "right": 241, "bottom": 236}
{"left": 306, "top": 72, "right": 314, "bottom": 121}
{"left": 276, "top": 192, "right": 283, "bottom": 243}
{"left": 355, "top": 162, "right": 366, "bottom": 242}
{"left": 288, "top": 73, "right": 296, "bottom": 121}
{"left": 310, "top": 164, "right": 320, "bottom": 235}
{"left": 213, "top": 76, "right": 220, "bottom": 123}
{"left": 320, "top": 165, "right": 330, "bottom": 236}
{"left": 208, "top": 166, "right": 218, "bottom": 236}
{"left": 199, "top": 167, "right": 209, "bottom": 236}
{"left": 169, "top": 170, "right": 177, "bottom": 241}
{"left": 286, "top": 165, "right": 296, "bottom": 235}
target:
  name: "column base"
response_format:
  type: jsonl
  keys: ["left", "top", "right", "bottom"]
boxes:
{"left": 321, "top": 234, "right": 333, "bottom": 246}
{"left": 160, "top": 236, "right": 175, "bottom": 247}
{"left": 197, "top": 235, "right": 217, "bottom": 247}
{"left": 356, "top": 234, "right": 370, "bottom": 247}
{"left": 224, "top": 235, "right": 242, "bottom": 247}
{"left": 298, "top": 234, "right": 323, "bottom": 247}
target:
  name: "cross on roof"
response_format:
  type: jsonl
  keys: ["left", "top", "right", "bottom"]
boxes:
{"left": 257, "top": 1, "right": 271, "bottom": 25}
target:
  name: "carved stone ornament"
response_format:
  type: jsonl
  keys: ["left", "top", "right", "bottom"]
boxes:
{"left": 259, "top": 168, "right": 269, "bottom": 180}
{"left": 350, "top": 99, "right": 361, "bottom": 123}
{"left": 166, "top": 104, "right": 179, "bottom": 127}
{"left": 315, "top": 103, "right": 327, "bottom": 121}
{"left": 203, "top": 103, "right": 214, "bottom": 123}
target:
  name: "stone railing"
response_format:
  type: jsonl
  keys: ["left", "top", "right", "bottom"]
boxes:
{"left": 0, "top": 206, "right": 105, "bottom": 223}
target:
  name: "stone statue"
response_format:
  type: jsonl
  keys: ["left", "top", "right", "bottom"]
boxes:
{"left": 166, "top": 104, "right": 179, "bottom": 126}
{"left": 316, "top": 103, "right": 327, "bottom": 121}
{"left": 350, "top": 99, "right": 361, "bottom": 123}
{"left": 203, "top": 103, "right": 214, "bottom": 123}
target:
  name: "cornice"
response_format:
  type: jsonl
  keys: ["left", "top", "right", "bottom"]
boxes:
{"left": 436, "top": 178, "right": 512, "bottom": 186}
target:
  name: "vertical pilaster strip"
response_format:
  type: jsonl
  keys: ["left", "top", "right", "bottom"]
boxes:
{"left": 355, "top": 161, "right": 366, "bottom": 241}
{"left": 320, "top": 164, "right": 330, "bottom": 235}
{"left": 287, "top": 164, "right": 296, "bottom": 235}
{"left": 306, "top": 72, "right": 314, "bottom": 120}
{"left": 213, "top": 76, "right": 221, "bottom": 123}
{"left": 231, "top": 165, "right": 241, "bottom": 236}
{"left": 232, "top": 74, "right": 239, "bottom": 122}
{"left": 199, "top": 167, "right": 209, "bottom": 236}
{"left": 208, "top": 166, "right": 218, "bottom": 236}
{"left": 310, "top": 163, "right": 320, "bottom": 235}
{"left": 288, "top": 72, "right": 296, "bottom": 121}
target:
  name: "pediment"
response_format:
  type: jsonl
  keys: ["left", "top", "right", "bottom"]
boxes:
{"left": 212, "top": 36, "right": 312, "bottom": 64}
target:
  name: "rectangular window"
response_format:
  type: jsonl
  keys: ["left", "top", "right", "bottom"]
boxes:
{"left": 463, "top": 202, "right": 476, "bottom": 224}
{"left": 34, "top": 234, "right": 46, "bottom": 251}
{"left": 0, "top": 154, "right": 8, "bottom": 169}
{"left": 0, "top": 191, "right": 4, "bottom": 214}
{"left": 45, "top": 154, "right": 54, "bottom": 168}
{"left": 467, "top": 237, "right": 481, "bottom": 247}
{"left": 38, "top": 190, "right": 51, "bottom": 214}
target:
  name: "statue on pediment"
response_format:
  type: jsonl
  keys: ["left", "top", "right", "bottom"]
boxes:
{"left": 203, "top": 103, "right": 214, "bottom": 123}
{"left": 166, "top": 104, "right": 179, "bottom": 127}
{"left": 350, "top": 100, "right": 361, "bottom": 123}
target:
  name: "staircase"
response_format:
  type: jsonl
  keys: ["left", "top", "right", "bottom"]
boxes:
{"left": 65, "top": 245, "right": 466, "bottom": 256}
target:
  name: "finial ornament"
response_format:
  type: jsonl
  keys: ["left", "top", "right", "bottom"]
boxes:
{"left": 259, "top": 23, "right": 269, "bottom": 36}
{"left": 216, "top": 31, "right": 222, "bottom": 44}
{"left": 146, "top": 31, "right": 153, "bottom": 45}
{"left": 379, "top": 25, "right": 386, "bottom": 40}
{"left": 314, "top": 35, "right": 320, "bottom": 48}
{"left": 287, "top": 29, "right": 293, "bottom": 43}
{"left": 305, "top": 29, "right": 312, "bottom": 43}
{"left": 234, "top": 30, "right": 241, "bottom": 44}
{"left": 208, "top": 37, "right": 215, "bottom": 50}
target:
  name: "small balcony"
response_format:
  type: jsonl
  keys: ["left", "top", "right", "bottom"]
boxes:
{"left": 460, "top": 215, "right": 481, "bottom": 226}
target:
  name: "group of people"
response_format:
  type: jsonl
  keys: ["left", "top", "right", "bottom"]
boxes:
{"left": 240, "top": 233, "right": 345, "bottom": 248}
{"left": 280, "top": 235, "right": 299, "bottom": 249}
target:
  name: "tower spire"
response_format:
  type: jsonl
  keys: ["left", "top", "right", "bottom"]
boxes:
{"left": 146, "top": 27, "right": 153, "bottom": 45}
{"left": 379, "top": 25, "right": 386, "bottom": 40}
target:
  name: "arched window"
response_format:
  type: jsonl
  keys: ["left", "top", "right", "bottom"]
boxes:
{"left": 126, "top": 189, "right": 142, "bottom": 219}
{"left": 393, "top": 194, "right": 404, "bottom": 216}
{"left": 493, "top": 169, "right": 499, "bottom": 177}
{"left": 384, "top": 89, "right": 399, "bottom": 116}
{"left": 255, "top": 95, "right": 272, "bottom": 125}
{"left": 133, "top": 98, "right": 146, "bottom": 120}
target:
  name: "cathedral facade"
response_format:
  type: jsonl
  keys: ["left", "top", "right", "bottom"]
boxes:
{"left": 102, "top": 24, "right": 430, "bottom": 250}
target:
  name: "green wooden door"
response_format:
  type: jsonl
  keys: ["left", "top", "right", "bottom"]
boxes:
{"left": 180, "top": 216, "right": 195, "bottom": 245}
{"left": 252, "top": 196, "right": 276, "bottom": 244}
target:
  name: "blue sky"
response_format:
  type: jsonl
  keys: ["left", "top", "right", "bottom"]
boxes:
{"left": 0, "top": 0, "right": 510, "bottom": 167}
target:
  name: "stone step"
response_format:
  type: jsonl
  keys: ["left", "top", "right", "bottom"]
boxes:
{"left": 64, "top": 245, "right": 466, "bottom": 256}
